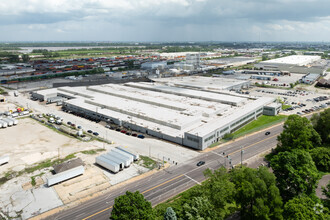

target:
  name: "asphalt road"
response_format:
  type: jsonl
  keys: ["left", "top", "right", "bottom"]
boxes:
{"left": 44, "top": 123, "right": 284, "bottom": 220}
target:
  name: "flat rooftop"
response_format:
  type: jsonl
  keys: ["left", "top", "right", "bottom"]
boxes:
{"left": 152, "top": 76, "right": 250, "bottom": 91}
{"left": 260, "top": 55, "right": 321, "bottom": 66}
{"left": 126, "top": 81, "right": 247, "bottom": 106}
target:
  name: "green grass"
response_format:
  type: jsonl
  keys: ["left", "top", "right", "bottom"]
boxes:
{"left": 0, "top": 154, "right": 76, "bottom": 186}
{"left": 232, "top": 115, "right": 287, "bottom": 138}
{"left": 282, "top": 105, "right": 292, "bottom": 110}
{"left": 0, "top": 87, "right": 7, "bottom": 94}
{"left": 30, "top": 172, "right": 44, "bottom": 186}
{"left": 139, "top": 156, "right": 158, "bottom": 170}
{"left": 327, "top": 68, "right": 330, "bottom": 72}
{"left": 81, "top": 149, "right": 106, "bottom": 155}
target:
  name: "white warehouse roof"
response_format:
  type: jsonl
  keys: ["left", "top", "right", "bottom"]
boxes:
{"left": 260, "top": 55, "right": 321, "bottom": 66}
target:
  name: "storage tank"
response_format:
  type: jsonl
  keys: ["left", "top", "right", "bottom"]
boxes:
{"left": 0, "top": 120, "right": 8, "bottom": 128}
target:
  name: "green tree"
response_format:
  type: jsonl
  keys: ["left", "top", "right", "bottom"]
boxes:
{"left": 110, "top": 191, "right": 154, "bottom": 220}
{"left": 230, "top": 166, "right": 283, "bottom": 219}
{"left": 8, "top": 54, "right": 19, "bottom": 63}
{"left": 262, "top": 54, "right": 269, "bottom": 61}
{"left": 203, "top": 167, "right": 236, "bottom": 219}
{"left": 277, "top": 115, "right": 321, "bottom": 152}
{"left": 322, "top": 182, "right": 330, "bottom": 209}
{"left": 182, "top": 196, "right": 216, "bottom": 220}
{"left": 313, "top": 109, "right": 330, "bottom": 145}
{"left": 283, "top": 195, "right": 328, "bottom": 220}
{"left": 270, "top": 150, "right": 321, "bottom": 201}
{"left": 21, "top": 54, "right": 30, "bottom": 62}
{"left": 310, "top": 147, "right": 330, "bottom": 172}
{"left": 164, "top": 207, "right": 177, "bottom": 220}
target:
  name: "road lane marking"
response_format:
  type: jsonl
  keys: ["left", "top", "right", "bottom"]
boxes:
{"left": 80, "top": 134, "right": 278, "bottom": 220}
{"left": 141, "top": 174, "right": 184, "bottom": 194}
{"left": 211, "top": 151, "right": 224, "bottom": 157}
{"left": 82, "top": 206, "right": 112, "bottom": 220}
{"left": 184, "top": 174, "right": 201, "bottom": 185}
{"left": 226, "top": 134, "right": 277, "bottom": 157}
{"left": 82, "top": 174, "right": 184, "bottom": 220}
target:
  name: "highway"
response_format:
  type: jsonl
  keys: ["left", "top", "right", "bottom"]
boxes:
{"left": 45, "top": 122, "right": 284, "bottom": 220}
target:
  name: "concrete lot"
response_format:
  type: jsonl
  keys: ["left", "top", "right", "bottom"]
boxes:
{"left": 0, "top": 91, "right": 199, "bottom": 219}
{"left": 0, "top": 118, "right": 103, "bottom": 174}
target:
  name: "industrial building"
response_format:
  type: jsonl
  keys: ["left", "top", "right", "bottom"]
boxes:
{"left": 32, "top": 77, "right": 274, "bottom": 150}
{"left": 254, "top": 55, "right": 326, "bottom": 74}
{"left": 141, "top": 61, "right": 167, "bottom": 70}
{"left": 300, "top": 73, "right": 320, "bottom": 84}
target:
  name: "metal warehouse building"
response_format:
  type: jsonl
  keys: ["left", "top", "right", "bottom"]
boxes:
{"left": 33, "top": 77, "right": 274, "bottom": 150}
{"left": 254, "top": 55, "right": 325, "bottom": 74}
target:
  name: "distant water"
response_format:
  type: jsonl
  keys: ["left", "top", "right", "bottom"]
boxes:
{"left": 18, "top": 46, "right": 143, "bottom": 53}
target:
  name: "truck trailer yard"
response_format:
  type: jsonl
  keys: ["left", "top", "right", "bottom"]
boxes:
{"left": 0, "top": 117, "right": 150, "bottom": 219}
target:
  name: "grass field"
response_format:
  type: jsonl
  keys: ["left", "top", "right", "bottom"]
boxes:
{"left": 232, "top": 115, "right": 287, "bottom": 138}
{"left": 282, "top": 105, "right": 291, "bottom": 110}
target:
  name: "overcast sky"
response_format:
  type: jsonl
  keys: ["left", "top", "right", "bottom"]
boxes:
{"left": 1, "top": 0, "right": 330, "bottom": 42}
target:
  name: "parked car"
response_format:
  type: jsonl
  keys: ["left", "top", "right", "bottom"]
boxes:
{"left": 105, "top": 125, "right": 110, "bottom": 129}
{"left": 132, "top": 133, "right": 137, "bottom": 137}
{"left": 115, "top": 128, "right": 121, "bottom": 132}
{"left": 121, "top": 130, "right": 127, "bottom": 134}
{"left": 265, "top": 131, "right": 271, "bottom": 135}
{"left": 197, "top": 161, "right": 205, "bottom": 166}
{"left": 67, "top": 121, "right": 72, "bottom": 125}
{"left": 93, "top": 132, "right": 99, "bottom": 136}
{"left": 137, "top": 134, "right": 145, "bottom": 139}
{"left": 87, "top": 130, "right": 93, "bottom": 133}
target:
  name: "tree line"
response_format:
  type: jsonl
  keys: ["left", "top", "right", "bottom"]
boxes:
{"left": 108, "top": 109, "right": 330, "bottom": 219}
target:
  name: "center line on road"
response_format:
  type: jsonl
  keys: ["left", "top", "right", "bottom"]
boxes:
{"left": 227, "top": 134, "right": 277, "bottom": 157}
{"left": 184, "top": 174, "right": 201, "bottom": 185}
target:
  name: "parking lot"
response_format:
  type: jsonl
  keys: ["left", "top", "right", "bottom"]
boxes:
{"left": 251, "top": 87, "right": 329, "bottom": 115}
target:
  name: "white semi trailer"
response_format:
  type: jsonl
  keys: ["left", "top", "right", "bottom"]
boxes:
{"left": 96, "top": 155, "right": 120, "bottom": 173}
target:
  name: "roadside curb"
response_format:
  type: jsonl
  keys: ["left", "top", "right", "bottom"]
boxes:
{"left": 203, "top": 121, "right": 285, "bottom": 153}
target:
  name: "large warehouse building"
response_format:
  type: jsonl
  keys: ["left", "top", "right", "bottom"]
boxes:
{"left": 254, "top": 55, "right": 326, "bottom": 74}
{"left": 32, "top": 77, "right": 274, "bottom": 150}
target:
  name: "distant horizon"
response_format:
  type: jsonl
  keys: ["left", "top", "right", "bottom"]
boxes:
{"left": 1, "top": 41, "right": 330, "bottom": 44}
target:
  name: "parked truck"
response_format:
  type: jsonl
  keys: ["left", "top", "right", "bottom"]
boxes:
{"left": 96, "top": 155, "right": 120, "bottom": 173}
{"left": 0, "top": 120, "right": 8, "bottom": 128}
{"left": 116, "top": 146, "right": 139, "bottom": 161}
{"left": 1, "top": 118, "right": 13, "bottom": 126}
{"left": 108, "top": 151, "right": 131, "bottom": 167}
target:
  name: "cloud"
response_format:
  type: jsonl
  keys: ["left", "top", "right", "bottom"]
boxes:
{"left": 0, "top": 0, "right": 330, "bottom": 41}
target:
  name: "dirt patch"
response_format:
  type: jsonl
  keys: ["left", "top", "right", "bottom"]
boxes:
{"left": 0, "top": 117, "right": 103, "bottom": 176}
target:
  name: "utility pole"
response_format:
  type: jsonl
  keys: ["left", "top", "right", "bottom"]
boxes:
{"left": 241, "top": 146, "right": 244, "bottom": 167}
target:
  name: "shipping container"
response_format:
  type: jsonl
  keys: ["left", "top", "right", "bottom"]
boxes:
{"left": 116, "top": 146, "right": 140, "bottom": 161}
{"left": 47, "top": 165, "right": 84, "bottom": 186}
{"left": 96, "top": 156, "right": 120, "bottom": 173}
